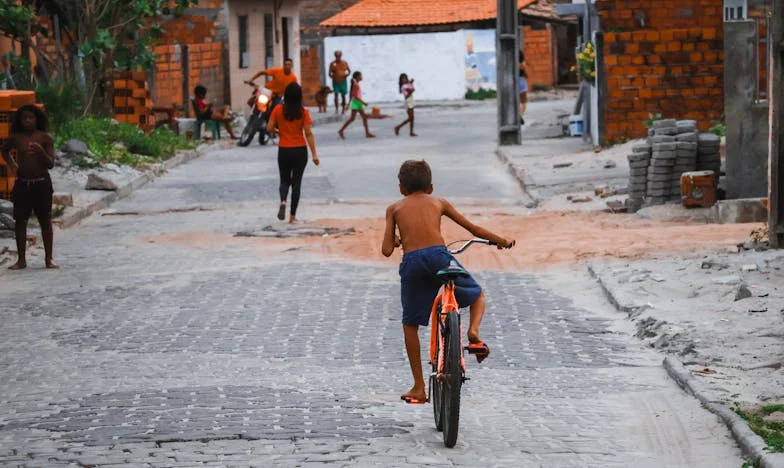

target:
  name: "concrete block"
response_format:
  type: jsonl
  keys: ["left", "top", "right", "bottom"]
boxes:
{"left": 652, "top": 135, "right": 675, "bottom": 143}
{"left": 653, "top": 119, "right": 677, "bottom": 128}
{"left": 652, "top": 151, "right": 676, "bottom": 160}
{"left": 716, "top": 198, "right": 768, "bottom": 224}
{"left": 627, "top": 153, "right": 649, "bottom": 162}
{"left": 652, "top": 142, "right": 677, "bottom": 151}
{"left": 655, "top": 127, "right": 679, "bottom": 135}
{"left": 650, "top": 158, "right": 676, "bottom": 167}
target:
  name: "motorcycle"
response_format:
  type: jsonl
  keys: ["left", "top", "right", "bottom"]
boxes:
{"left": 238, "top": 81, "right": 275, "bottom": 147}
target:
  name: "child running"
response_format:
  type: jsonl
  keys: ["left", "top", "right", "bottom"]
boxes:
{"left": 0, "top": 104, "right": 58, "bottom": 270}
{"left": 338, "top": 71, "right": 375, "bottom": 139}
{"left": 394, "top": 73, "right": 417, "bottom": 137}
{"left": 382, "top": 160, "right": 514, "bottom": 404}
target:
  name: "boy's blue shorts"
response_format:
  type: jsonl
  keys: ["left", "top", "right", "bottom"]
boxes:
{"left": 399, "top": 245, "right": 482, "bottom": 326}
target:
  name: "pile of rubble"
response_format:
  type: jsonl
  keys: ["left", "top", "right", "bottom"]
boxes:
{"left": 626, "top": 119, "right": 722, "bottom": 213}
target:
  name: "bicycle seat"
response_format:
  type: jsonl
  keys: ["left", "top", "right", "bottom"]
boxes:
{"left": 437, "top": 260, "right": 470, "bottom": 281}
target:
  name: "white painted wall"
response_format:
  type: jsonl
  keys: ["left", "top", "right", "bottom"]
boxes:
{"left": 324, "top": 31, "right": 466, "bottom": 103}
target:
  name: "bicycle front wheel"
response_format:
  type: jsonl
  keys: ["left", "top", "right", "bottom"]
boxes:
{"left": 441, "top": 311, "right": 462, "bottom": 448}
{"left": 431, "top": 302, "right": 444, "bottom": 432}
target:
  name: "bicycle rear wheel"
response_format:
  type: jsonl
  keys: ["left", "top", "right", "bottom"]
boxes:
{"left": 441, "top": 311, "right": 462, "bottom": 448}
{"left": 431, "top": 302, "right": 444, "bottom": 432}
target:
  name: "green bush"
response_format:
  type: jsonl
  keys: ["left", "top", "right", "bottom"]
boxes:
{"left": 465, "top": 88, "right": 497, "bottom": 100}
{"left": 643, "top": 112, "right": 663, "bottom": 128}
{"left": 55, "top": 118, "right": 196, "bottom": 168}
{"left": 708, "top": 122, "right": 726, "bottom": 137}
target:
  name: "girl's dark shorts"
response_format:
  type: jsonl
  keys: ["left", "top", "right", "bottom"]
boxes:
{"left": 399, "top": 245, "right": 482, "bottom": 326}
{"left": 12, "top": 175, "right": 53, "bottom": 225}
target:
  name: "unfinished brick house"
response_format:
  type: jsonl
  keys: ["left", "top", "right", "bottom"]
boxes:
{"left": 153, "top": 0, "right": 302, "bottom": 112}
{"left": 595, "top": 0, "right": 726, "bottom": 142}
{"left": 317, "top": 0, "right": 575, "bottom": 102}
{"left": 1, "top": 0, "right": 303, "bottom": 118}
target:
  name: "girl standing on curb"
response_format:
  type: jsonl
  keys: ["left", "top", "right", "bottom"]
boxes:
{"left": 394, "top": 73, "right": 417, "bottom": 137}
{"left": 338, "top": 71, "right": 375, "bottom": 140}
{"left": 1, "top": 104, "right": 59, "bottom": 270}
{"left": 267, "top": 82, "right": 319, "bottom": 224}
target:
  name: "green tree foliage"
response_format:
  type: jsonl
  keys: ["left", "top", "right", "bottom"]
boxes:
{"left": 0, "top": 0, "right": 196, "bottom": 115}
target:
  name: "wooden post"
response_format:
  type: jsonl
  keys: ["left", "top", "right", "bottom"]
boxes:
{"left": 770, "top": 0, "right": 784, "bottom": 247}
{"left": 496, "top": 0, "right": 521, "bottom": 145}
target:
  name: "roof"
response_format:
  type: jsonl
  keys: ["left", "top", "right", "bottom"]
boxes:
{"left": 320, "top": 0, "right": 554, "bottom": 28}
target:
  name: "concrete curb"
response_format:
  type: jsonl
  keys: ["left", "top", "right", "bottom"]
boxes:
{"left": 663, "top": 357, "right": 784, "bottom": 468}
{"left": 494, "top": 147, "right": 538, "bottom": 208}
{"left": 587, "top": 261, "right": 784, "bottom": 467}
{"left": 585, "top": 262, "right": 640, "bottom": 317}
{"left": 58, "top": 140, "right": 233, "bottom": 229}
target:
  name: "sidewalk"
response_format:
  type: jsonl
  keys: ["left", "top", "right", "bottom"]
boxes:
{"left": 491, "top": 100, "right": 783, "bottom": 464}
{"left": 588, "top": 250, "right": 784, "bottom": 467}
{"left": 496, "top": 129, "right": 631, "bottom": 210}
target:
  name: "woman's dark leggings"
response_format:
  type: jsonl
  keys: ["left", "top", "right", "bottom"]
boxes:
{"left": 278, "top": 146, "right": 308, "bottom": 216}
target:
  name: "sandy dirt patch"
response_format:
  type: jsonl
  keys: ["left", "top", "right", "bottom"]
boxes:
{"left": 140, "top": 211, "right": 760, "bottom": 272}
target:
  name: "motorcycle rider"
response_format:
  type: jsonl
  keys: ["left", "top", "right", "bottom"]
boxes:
{"left": 248, "top": 58, "right": 298, "bottom": 119}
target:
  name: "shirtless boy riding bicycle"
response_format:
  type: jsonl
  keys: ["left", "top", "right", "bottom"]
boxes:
{"left": 382, "top": 160, "right": 515, "bottom": 404}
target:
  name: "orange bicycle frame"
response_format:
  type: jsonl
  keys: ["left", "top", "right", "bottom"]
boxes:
{"left": 429, "top": 283, "right": 466, "bottom": 374}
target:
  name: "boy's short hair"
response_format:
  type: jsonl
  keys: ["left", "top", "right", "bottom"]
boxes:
{"left": 194, "top": 85, "right": 207, "bottom": 97}
{"left": 398, "top": 160, "right": 432, "bottom": 193}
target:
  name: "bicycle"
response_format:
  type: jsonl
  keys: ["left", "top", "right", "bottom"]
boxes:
{"left": 427, "top": 238, "right": 514, "bottom": 448}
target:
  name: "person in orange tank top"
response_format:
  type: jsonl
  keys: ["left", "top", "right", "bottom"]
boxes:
{"left": 266, "top": 83, "right": 319, "bottom": 223}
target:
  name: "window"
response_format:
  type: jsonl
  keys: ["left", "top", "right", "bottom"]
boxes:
{"left": 264, "top": 14, "right": 274, "bottom": 69}
{"left": 282, "top": 17, "right": 291, "bottom": 61}
{"left": 238, "top": 15, "right": 249, "bottom": 68}
{"left": 724, "top": 0, "right": 747, "bottom": 20}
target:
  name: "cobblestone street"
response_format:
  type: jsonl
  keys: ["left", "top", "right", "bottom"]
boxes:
{"left": 0, "top": 104, "right": 743, "bottom": 466}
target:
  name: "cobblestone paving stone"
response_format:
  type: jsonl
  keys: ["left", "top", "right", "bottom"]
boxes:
{"left": 0, "top": 111, "right": 743, "bottom": 466}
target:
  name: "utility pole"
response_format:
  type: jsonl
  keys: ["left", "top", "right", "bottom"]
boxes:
{"left": 770, "top": 0, "right": 784, "bottom": 247}
{"left": 496, "top": 0, "right": 521, "bottom": 145}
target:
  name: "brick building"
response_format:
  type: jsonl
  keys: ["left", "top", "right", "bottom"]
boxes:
{"left": 0, "top": 0, "right": 303, "bottom": 117}
{"left": 153, "top": 0, "right": 302, "bottom": 112}
{"left": 316, "top": 0, "right": 574, "bottom": 102}
{"left": 595, "top": 0, "right": 725, "bottom": 142}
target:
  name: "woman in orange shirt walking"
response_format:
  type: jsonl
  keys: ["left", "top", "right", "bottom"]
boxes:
{"left": 266, "top": 82, "right": 319, "bottom": 223}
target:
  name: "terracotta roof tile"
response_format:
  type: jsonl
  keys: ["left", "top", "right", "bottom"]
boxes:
{"left": 321, "top": 0, "right": 540, "bottom": 28}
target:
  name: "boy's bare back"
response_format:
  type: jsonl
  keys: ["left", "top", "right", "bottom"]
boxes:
{"left": 388, "top": 193, "right": 447, "bottom": 253}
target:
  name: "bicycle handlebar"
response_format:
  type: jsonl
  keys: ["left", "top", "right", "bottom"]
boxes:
{"left": 448, "top": 238, "right": 515, "bottom": 255}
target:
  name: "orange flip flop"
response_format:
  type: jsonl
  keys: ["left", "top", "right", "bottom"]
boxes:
{"left": 401, "top": 395, "right": 427, "bottom": 404}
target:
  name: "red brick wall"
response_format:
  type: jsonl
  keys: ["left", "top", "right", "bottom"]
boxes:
{"left": 300, "top": 45, "right": 321, "bottom": 107}
{"left": 596, "top": 0, "right": 724, "bottom": 141}
{"left": 157, "top": 16, "right": 218, "bottom": 45}
{"left": 151, "top": 42, "right": 225, "bottom": 114}
{"left": 523, "top": 24, "right": 557, "bottom": 88}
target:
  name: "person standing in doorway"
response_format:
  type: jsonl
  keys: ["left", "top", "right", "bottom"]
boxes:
{"left": 329, "top": 50, "right": 351, "bottom": 114}
{"left": 266, "top": 83, "right": 319, "bottom": 224}
{"left": 518, "top": 50, "right": 531, "bottom": 126}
